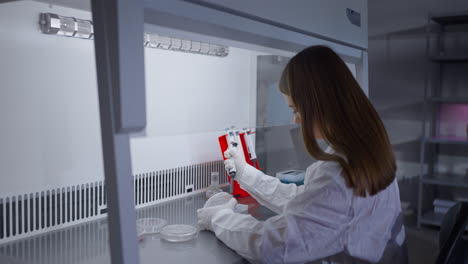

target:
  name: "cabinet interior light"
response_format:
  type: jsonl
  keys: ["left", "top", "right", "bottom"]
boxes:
{"left": 39, "top": 12, "right": 229, "bottom": 57}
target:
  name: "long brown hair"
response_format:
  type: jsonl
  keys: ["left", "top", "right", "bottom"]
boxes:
{"left": 279, "top": 45, "right": 395, "bottom": 197}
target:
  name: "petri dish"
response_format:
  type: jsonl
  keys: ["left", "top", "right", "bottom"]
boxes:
{"left": 160, "top": 224, "right": 198, "bottom": 242}
{"left": 203, "top": 192, "right": 232, "bottom": 208}
{"left": 137, "top": 218, "right": 167, "bottom": 235}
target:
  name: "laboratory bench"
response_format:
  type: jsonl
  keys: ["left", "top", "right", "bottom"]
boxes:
{"left": 0, "top": 191, "right": 276, "bottom": 264}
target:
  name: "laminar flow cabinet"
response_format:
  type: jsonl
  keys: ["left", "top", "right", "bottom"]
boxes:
{"left": 0, "top": 0, "right": 368, "bottom": 263}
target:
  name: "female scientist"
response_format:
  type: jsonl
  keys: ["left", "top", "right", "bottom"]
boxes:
{"left": 197, "top": 46, "right": 407, "bottom": 263}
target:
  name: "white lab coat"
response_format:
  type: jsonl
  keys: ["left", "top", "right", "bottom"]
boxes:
{"left": 210, "top": 148, "right": 406, "bottom": 263}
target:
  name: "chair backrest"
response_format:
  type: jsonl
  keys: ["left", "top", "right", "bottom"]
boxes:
{"left": 435, "top": 202, "right": 468, "bottom": 264}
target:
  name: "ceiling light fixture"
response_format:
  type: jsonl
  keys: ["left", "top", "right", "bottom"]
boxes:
{"left": 39, "top": 13, "right": 229, "bottom": 57}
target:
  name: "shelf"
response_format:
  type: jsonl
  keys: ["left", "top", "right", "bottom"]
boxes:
{"left": 431, "top": 13, "right": 468, "bottom": 26}
{"left": 427, "top": 97, "right": 468, "bottom": 104}
{"left": 430, "top": 55, "right": 468, "bottom": 63}
{"left": 422, "top": 173, "right": 468, "bottom": 188}
{"left": 419, "top": 11, "right": 468, "bottom": 232}
{"left": 426, "top": 137, "right": 468, "bottom": 146}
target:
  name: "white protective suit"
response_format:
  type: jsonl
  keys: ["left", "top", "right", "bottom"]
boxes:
{"left": 209, "top": 148, "right": 407, "bottom": 263}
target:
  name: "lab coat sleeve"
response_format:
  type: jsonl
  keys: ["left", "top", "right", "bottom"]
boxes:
{"left": 211, "top": 178, "right": 350, "bottom": 263}
{"left": 237, "top": 165, "right": 304, "bottom": 214}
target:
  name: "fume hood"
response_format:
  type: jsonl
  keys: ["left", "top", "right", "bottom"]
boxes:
{"left": 0, "top": 0, "right": 368, "bottom": 263}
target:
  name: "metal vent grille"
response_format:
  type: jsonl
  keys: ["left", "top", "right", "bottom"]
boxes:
{"left": 0, "top": 160, "right": 227, "bottom": 244}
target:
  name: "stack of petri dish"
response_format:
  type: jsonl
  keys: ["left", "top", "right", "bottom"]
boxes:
{"left": 160, "top": 224, "right": 199, "bottom": 242}
{"left": 136, "top": 218, "right": 167, "bottom": 236}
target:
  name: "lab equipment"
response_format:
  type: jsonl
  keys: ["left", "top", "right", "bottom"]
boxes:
{"left": 276, "top": 170, "right": 305, "bottom": 186}
{"left": 226, "top": 129, "right": 238, "bottom": 195}
{"left": 226, "top": 129, "right": 238, "bottom": 178}
{"left": 218, "top": 127, "right": 261, "bottom": 198}
{"left": 39, "top": 13, "right": 94, "bottom": 39}
{"left": 1, "top": 0, "right": 370, "bottom": 257}
{"left": 238, "top": 129, "right": 260, "bottom": 169}
{"left": 215, "top": 146, "right": 406, "bottom": 263}
{"left": 234, "top": 129, "right": 247, "bottom": 163}
{"left": 205, "top": 187, "right": 223, "bottom": 199}
{"left": 211, "top": 171, "right": 220, "bottom": 187}
{"left": 206, "top": 172, "right": 223, "bottom": 198}
{"left": 244, "top": 129, "right": 258, "bottom": 167}
{"left": 218, "top": 128, "right": 247, "bottom": 198}
{"left": 136, "top": 218, "right": 167, "bottom": 235}
{"left": 160, "top": 224, "right": 198, "bottom": 243}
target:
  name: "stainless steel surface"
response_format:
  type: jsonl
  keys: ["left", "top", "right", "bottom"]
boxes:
{"left": 0, "top": 191, "right": 274, "bottom": 264}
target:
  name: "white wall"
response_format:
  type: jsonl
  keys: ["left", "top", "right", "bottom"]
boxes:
{"left": 0, "top": 1, "right": 102, "bottom": 196}
{"left": 131, "top": 46, "right": 258, "bottom": 174}
{"left": 0, "top": 1, "right": 260, "bottom": 195}
{"left": 143, "top": 47, "right": 256, "bottom": 137}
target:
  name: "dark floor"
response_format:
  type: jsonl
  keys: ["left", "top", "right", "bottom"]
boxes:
{"left": 406, "top": 226, "right": 439, "bottom": 264}
{"left": 404, "top": 214, "right": 439, "bottom": 264}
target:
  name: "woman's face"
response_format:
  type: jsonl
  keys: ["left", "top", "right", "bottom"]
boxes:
{"left": 284, "top": 95, "right": 301, "bottom": 125}
{"left": 284, "top": 95, "right": 323, "bottom": 139}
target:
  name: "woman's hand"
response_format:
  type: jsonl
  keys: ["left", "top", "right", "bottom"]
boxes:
{"left": 224, "top": 147, "right": 247, "bottom": 180}
{"left": 197, "top": 198, "right": 237, "bottom": 231}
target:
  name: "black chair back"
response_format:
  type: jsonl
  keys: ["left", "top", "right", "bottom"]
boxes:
{"left": 435, "top": 202, "right": 468, "bottom": 264}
